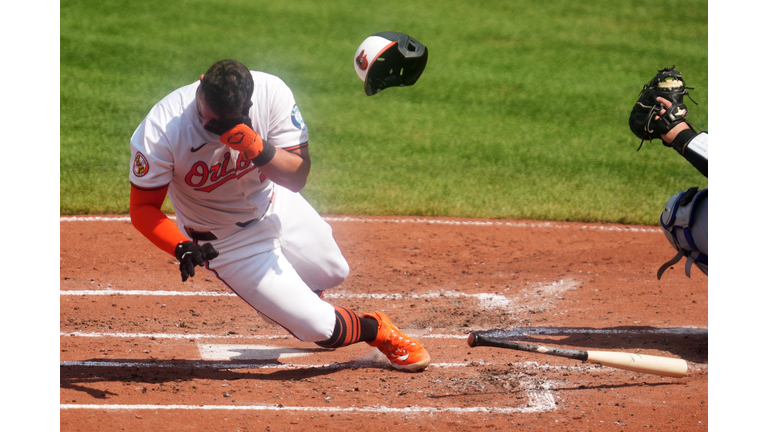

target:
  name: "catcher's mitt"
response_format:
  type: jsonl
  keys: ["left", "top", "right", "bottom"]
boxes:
{"left": 628, "top": 66, "right": 697, "bottom": 150}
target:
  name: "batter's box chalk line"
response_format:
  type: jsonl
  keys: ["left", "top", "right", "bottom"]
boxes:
{"left": 60, "top": 400, "right": 555, "bottom": 414}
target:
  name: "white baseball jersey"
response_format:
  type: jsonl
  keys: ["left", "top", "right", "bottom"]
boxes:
{"left": 129, "top": 71, "right": 309, "bottom": 238}
{"left": 129, "top": 71, "right": 348, "bottom": 343}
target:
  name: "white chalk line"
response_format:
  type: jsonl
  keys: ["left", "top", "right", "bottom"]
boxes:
{"left": 59, "top": 402, "right": 550, "bottom": 415}
{"left": 60, "top": 215, "right": 661, "bottom": 233}
{"left": 60, "top": 289, "right": 522, "bottom": 299}
{"left": 61, "top": 279, "right": 578, "bottom": 313}
{"left": 61, "top": 331, "right": 300, "bottom": 340}
{"left": 59, "top": 359, "right": 478, "bottom": 369}
{"left": 59, "top": 288, "right": 534, "bottom": 306}
{"left": 60, "top": 326, "right": 705, "bottom": 341}
{"left": 61, "top": 290, "right": 237, "bottom": 297}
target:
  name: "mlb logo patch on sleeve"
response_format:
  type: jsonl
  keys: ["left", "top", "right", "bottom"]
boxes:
{"left": 291, "top": 105, "right": 304, "bottom": 129}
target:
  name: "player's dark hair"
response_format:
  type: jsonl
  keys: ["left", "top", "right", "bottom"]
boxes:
{"left": 200, "top": 60, "right": 254, "bottom": 118}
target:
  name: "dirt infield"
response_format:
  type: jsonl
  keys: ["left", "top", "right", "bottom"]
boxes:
{"left": 60, "top": 216, "right": 707, "bottom": 431}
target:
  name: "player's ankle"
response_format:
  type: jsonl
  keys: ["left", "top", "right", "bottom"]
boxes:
{"left": 360, "top": 316, "right": 378, "bottom": 343}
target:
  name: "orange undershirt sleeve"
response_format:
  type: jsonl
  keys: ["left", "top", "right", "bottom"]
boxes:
{"left": 129, "top": 185, "right": 189, "bottom": 256}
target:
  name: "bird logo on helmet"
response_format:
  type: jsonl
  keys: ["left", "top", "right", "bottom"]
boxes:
{"left": 356, "top": 50, "right": 369, "bottom": 71}
{"left": 353, "top": 31, "right": 429, "bottom": 96}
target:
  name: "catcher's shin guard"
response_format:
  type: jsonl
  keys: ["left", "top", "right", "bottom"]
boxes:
{"left": 657, "top": 187, "right": 708, "bottom": 279}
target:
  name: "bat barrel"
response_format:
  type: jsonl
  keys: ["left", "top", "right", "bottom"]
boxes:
{"left": 467, "top": 332, "right": 478, "bottom": 347}
{"left": 468, "top": 333, "right": 587, "bottom": 360}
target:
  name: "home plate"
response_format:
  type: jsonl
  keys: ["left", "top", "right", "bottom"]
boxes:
{"left": 198, "top": 344, "right": 314, "bottom": 361}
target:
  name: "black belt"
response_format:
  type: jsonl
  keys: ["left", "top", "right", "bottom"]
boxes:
{"left": 184, "top": 217, "right": 260, "bottom": 241}
{"left": 184, "top": 226, "right": 218, "bottom": 241}
{"left": 235, "top": 218, "right": 259, "bottom": 228}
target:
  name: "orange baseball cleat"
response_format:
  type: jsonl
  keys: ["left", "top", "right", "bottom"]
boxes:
{"left": 363, "top": 311, "right": 431, "bottom": 372}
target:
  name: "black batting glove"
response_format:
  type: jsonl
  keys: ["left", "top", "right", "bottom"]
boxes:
{"left": 174, "top": 241, "right": 219, "bottom": 282}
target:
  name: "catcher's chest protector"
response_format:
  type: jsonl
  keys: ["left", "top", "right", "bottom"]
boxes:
{"left": 657, "top": 187, "right": 708, "bottom": 279}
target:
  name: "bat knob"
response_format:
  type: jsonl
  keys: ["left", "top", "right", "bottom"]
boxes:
{"left": 467, "top": 333, "right": 477, "bottom": 347}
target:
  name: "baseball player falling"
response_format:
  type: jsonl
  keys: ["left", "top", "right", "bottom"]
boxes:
{"left": 128, "top": 50, "right": 429, "bottom": 371}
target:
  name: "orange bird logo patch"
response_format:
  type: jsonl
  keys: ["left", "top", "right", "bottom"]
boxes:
{"left": 356, "top": 50, "right": 369, "bottom": 70}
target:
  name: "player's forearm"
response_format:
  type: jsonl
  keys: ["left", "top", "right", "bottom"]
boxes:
{"left": 129, "top": 185, "right": 188, "bottom": 256}
{"left": 681, "top": 132, "right": 708, "bottom": 177}
{"left": 258, "top": 146, "right": 311, "bottom": 192}
{"left": 662, "top": 128, "right": 708, "bottom": 178}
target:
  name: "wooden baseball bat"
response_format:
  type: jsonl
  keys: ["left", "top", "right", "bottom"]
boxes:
{"left": 467, "top": 332, "right": 687, "bottom": 378}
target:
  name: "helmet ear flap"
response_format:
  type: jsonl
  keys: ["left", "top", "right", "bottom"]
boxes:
{"left": 400, "top": 48, "right": 428, "bottom": 86}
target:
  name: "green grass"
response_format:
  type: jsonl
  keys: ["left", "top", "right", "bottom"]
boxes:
{"left": 61, "top": 0, "right": 707, "bottom": 224}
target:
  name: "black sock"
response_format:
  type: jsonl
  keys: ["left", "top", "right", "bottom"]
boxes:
{"left": 359, "top": 317, "right": 378, "bottom": 342}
